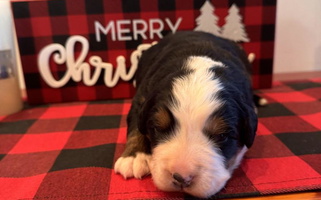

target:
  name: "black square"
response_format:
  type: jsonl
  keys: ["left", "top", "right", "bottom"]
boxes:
{"left": 47, "top": 1, "right": 67, "bottom": 16}
{"left": 0, "top": 120, "right": 35, "bottom": 134}
{"left": 0, "top": 154, "right": 5, "bottom": 161}
{"left": 25, "top": 73, "right": 42, "bottom": 89}
{"left": 261, "top": 24, "right": 275, "bottom": 41}
{"left": 259, "top": 59, "right": 273, "bottom": 74}
{"left": 122, "top": 0, "right": 140, "bottom": 13}
{"left": 89, "top": 34, "right": 108, "bottom": 51}
{"left": 12, "top": 2, "right": 30, "bottom": 18}
{"left": 63, "top": 77, "right": 78, "bottom": 87}
{"left": 50, "top": 144, "right": 116, "bottom": 171}
{"left": 18, "top": 37, "right": 36, "bottom": 55}
{"left": 125, "top": 38, "right": 142, "bottom": 50}
{"left": 75, "top": 116, "right": 121, "bottom": 130}
{"left": 229, "top": 0, "right": 245, "bottom": 7}
{"left": 262, "top": 0, "right": 277, "bottom": 6}
{"left": 158, "top": 0, "right": 176, "bottom": 11}
{"left": 288, "top": 81, "right": 321, "bottom": 91}
{"left": 85, "top": 0, "right": 104, "bottom": 14}
{"left": 89, "top": 99, "right": 125, "bottom": 105}
{"left": 276, "top": 131, "right": 321, "bottom": 155}
{"left": 258, "top": 103, "right": 294, "bottom": 118}
{"left": 194, "top": 0, "right": 206, "bottom": 9}
{"left": 52, "top": 35, "right": 70, "bottom": 45}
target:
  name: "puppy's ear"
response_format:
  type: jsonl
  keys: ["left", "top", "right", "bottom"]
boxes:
{"left": 239, "top": 104, "right": 257, "bottom": 148}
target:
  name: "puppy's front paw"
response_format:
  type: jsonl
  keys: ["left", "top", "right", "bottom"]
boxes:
{"left": 114, "top": 153, "right": 151, "bottom": 179}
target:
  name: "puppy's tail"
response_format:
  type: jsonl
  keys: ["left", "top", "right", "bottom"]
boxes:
{"left": 253, "top": 94, "right": 268, "bottom": 107}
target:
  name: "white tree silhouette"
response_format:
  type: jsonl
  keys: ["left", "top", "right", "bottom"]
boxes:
{"left": 221, "top": 4, "right": 250, "bottom": 42}
{"left": 194, "top": 1, "right": 221, "bottom": 36}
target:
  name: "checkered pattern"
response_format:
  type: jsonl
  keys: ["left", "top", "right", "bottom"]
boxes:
{"left": 1, "top": 78, "right": 321, "bottom": 199}
{"left": 11, "top": 0, "right": 276, "bottom": 104}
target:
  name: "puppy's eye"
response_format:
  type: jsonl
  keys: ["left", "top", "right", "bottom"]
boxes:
{"left": 209, "top": 133, "right": 228, "bottom": 143}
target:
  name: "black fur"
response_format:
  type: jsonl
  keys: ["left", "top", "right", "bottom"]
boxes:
{"left": 128, "top": 31, "right": 257, "bottom": 162}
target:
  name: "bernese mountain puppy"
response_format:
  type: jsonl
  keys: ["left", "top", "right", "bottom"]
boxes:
{"left": 115, "top": 31, "right": 258, "bottom": 198}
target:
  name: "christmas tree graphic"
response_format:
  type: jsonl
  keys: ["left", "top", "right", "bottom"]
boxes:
{"left": 221, "top": 3, "right": 250, "bottom": 42}
{"left": 194, "top": 1, "right": 250, "bottom": 43}
{"left": 194, "top": 1, "right": 221, "bottom": 36}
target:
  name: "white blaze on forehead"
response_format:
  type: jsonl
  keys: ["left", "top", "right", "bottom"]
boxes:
{"left": 171, "top": 56, "right": 225, "bottom": 128}
{"left": 150, "top": 56, "right": 230, "bottom": 197}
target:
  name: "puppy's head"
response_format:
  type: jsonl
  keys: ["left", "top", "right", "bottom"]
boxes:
{"left": 138, "top": 56, "right": 257, "bottom": 198}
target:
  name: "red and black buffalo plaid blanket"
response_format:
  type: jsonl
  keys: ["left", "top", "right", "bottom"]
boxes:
{"left": 1, "top": 78, "right": 321, "bottom": 200}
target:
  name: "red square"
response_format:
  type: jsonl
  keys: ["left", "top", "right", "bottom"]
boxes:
{"left": 40, "top": 104, "right": 87, "bottom": 119}
{"left": 264, "top": 91, "right": 316, "bottom": 103}
{"left": 77, "top": 85, "right": 97, "bottom": 101}
{"left": 260, "top": 116, "right": 319, "bottom": 134}
{"left": 256, "top": 122, "right": 273, "bottom": 135}
{"left": 103, "top": 0, "right": 123, "bottom": 13}
{"left": 245, "top": 25, "right": 262, "bottom": 42}
{"left": 68, "top": 15, "right": 89, "bottom": 35}
{"left": 9, "top": 131, "right": 72, "bottom": 154}
{"left": 175, "top": 10, "right": 196, "bottom": 30}
{"left": 301, "top": 112, "right": 321, "bottom": 130}
{"left": 300, "top": 154, "right": 321, "bottom": 175}
{"left": 111, "top": 82, "right": 133, "bottom": 99}
{"left": 246, "top": 135, "right": 294, "bottom": 158}
{"left": 243, "top": 42, "right": 261, "bottom": 59}
{"left": 304, "top": 88, "right": 321, "bottom": 100}
{"left": 0, "top": 151, "right": 60, "bottom": 177}
{"left": 117, "top": 127, "right": 127, "bottom": 144}
{"left": 109, "top": 172, "right": 183, "bottom": 199}
{"left": 34, "top": 36, "right": 53, "bottom": 55}
{"left": 244, "top": 6, "right": 263, "bottom": 25}
{"left": 2, "top": 107, "right": 47, "bottom": 122}
{"left": 29, "top": 1, "right": 49, "bottom": 17}
{"left": 31, "top": 17, "right": 52, "bottom": 37}
{"left": 242, "top": 157, "right": 321, "bottom": 192}
{"left": 14, "top": 19, "right": 33, "bottom": 37}
{"left": 66, "top": 0, "right": 86, "bottom": 15}
{"left": 262, "top": 6, "right": 276, "bottom": 24}
{"left": 84, "top": 103, "right": 124, "bottom": 116}
{"left": 284, "top": 101, "right": 321, "bottom": 115}
{"left": 0, "top": 134, "right": 24, "bottom": 154}
{"left": 51, "top": 16, "right": 69, "bottom": 35}
{"left": 28, "top": 118, "right": 79, "bottom": 133}
{"left": 0, "top": 174, "right": 45, "bottom": 200}
{"left": 64, "top": 129, "right": 119, "bottom": 149}
{"left": 35, "top": 168, "right": 112, "bottom": 199}
{"left": 42, "top": 88, "right": 63, "bottom": 104}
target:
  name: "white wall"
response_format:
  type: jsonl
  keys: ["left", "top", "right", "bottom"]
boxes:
{"left": 274, "top": 0, "right": 321, "bottom": 73}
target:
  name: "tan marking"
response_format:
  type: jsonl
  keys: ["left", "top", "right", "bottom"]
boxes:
{"left": 204, "top": 116, "right": 227, "bottom": 136}
{"left": 122, "top": 129, "right": 150, "bottom": 157}
{"left": 154, "top": 107, "right": 171, "bottom": 131}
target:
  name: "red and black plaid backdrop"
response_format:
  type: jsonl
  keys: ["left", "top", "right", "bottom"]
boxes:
{"left": 1, "top": 78, "right": 321, "bottom": 199}
{"left": 12, "top": 0, "right": 276, "bottom": 104}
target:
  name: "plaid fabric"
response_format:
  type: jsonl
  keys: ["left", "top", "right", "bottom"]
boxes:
{"left": 1, "top": 78, "right": 321, "bottom": 199}
{"left": 11, "top": 0, "right": 276, "bottom": 104}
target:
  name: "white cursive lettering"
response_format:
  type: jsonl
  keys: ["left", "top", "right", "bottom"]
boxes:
{"left": 38, "top": 35, "right": 155, "bottom": 88}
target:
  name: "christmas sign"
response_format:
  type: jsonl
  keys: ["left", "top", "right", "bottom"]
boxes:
{"left": 12, "top": 0, "right": 276, "bottom": 104}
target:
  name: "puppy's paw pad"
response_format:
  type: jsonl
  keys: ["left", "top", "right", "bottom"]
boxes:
{"left": 114, "top": 153, "right": 151, "bottom": 179}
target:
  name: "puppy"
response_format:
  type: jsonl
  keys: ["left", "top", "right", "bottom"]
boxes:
{"left": 115, "top": 31, "right": 258, "bottom": 198}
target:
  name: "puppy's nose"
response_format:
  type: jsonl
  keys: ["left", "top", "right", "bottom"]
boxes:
{"left": 172, "top": 173, "right": 193, "bottom": 188}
